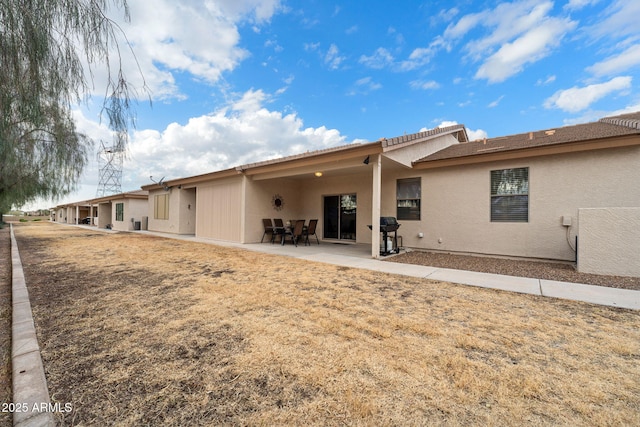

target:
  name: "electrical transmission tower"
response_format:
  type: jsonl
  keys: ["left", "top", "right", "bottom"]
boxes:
{"left": 95, "top": 132, "right": 126, "bottom": 197}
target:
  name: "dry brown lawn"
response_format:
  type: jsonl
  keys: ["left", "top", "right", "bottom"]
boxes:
{"left": 11, "top": 222, "right": 640, "bottom": 426}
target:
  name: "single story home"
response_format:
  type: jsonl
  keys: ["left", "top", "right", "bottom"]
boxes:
{"left": 140, "top": 112, "right": 640, "bottom": 277}
{"left": 52, "top": 190, "right": 148, "bottom": 231}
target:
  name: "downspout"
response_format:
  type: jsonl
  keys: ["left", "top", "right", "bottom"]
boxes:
{"left": 371, "top": 154, "right": 382, "bottom": 258}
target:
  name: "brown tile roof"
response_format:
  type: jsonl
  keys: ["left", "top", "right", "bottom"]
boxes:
{"left": 416, "top": 112, "right": 640, "bottom": 164}
{"left": 237, "top": 141, "right": 380, "bottom": 170}
{"left": 236, "top": 124, "right": 469, "bottom": 170}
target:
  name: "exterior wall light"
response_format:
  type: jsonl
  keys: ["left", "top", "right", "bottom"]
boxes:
{"left": 314, "top": 172, "right": 323, "bottom": 177}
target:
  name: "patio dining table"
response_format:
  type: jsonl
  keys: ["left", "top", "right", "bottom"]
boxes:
{"left": 274, "top": 220, "right": 307, "bottom": 245}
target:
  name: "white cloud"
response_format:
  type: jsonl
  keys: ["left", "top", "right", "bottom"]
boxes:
{"left": 536, "top": 75, "right": 556, "bottom": 86}
{"left": 475, "top": 18, "right": 574, "bottom": 83}
{"left": 409, "top": 80, "right": 440, "bottom": 90}
{"left": 440, "top": 0, "right": 576, "bottom": 83}
{"left": 345, "top": 25, "right": 358, "bottom": 35}
{"left": 347, "top": 77, "right": 382, "bottom": 96}
{"left": 325, "top": 44, "right": 346, "bottom": 70}
{"left": 544, "top": 76, "right": 633, "bottom": 112}
{"left": 125, "top": 89, "right": 357, "bottom": 183}
{"left": 564, "top": 0, "right": 601, "bottom": 11}
{"left": 488, "top": 95, "right": 504, "bottom": 108}
{"left": 588, "top": 0, "right": 640, "bottom": 40}
{"left": 466, "top": 128, "right": 489, "bottom": 141}
{"left": 398, "top": 45, "right": 438, "bottom": 71}
{"left": 587, "top": 44, "right": 640, "bottom": 76}
{"left": 100, "top": 0, "right": 283, "bottom": 101}
{"left": 359, "top": 48, "right": 395, "bottom": 69}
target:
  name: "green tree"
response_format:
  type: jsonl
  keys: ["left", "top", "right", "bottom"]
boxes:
{"left": 0, "top": 0, "right": 141, "bottom": 214}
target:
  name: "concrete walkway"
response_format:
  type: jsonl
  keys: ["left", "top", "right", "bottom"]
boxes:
{"left": 133, "top": 229, "right": 640, "bottom": 310}
{"left": 10, "top": 224, "right": 55, "bottom": 427}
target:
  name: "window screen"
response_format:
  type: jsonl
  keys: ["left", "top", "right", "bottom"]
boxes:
{"left": 154, "top": 194, "right": 169, "bottom": 220}
{"left": 115, "top": 203, "right": 124, "bottom": 222}
{"left": 397, "top": 178, "right": 421, "bottom": 220}
{"left": 490, "top": 168, "right": 528, "bottom": 222}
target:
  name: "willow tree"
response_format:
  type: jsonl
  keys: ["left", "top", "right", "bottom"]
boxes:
{"left": 0, "top": 0, "right": 140, "bottom": 214}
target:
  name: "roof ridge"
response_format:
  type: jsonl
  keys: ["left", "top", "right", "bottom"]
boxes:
{"left": 237, "top": 141, "right": 370, "bottom": 170}
{"left": 599, "top": 117, "right": 640, "bottom": 130}
{"left": 383, "top": 124, "right": 466, "bottom": 147}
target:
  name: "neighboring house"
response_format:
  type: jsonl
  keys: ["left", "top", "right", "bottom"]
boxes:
{"left": 140, "top": 113, "right": 640, "bottom": 277}
{"left": 90, "top": 190, "right": 149, "bottom": 231}
{"left": 51, "top": 203, "right": 92, "bottom": 225}
{"left": 52, "top": 190, "right": 148, "bottom": 230}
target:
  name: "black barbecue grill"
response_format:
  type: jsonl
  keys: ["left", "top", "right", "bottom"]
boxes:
{"left": 368, "top": 216, "right": 401, "bottom": 256}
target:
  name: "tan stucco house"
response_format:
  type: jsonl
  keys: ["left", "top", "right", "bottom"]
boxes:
{"left": 52, "top": 190, "right": 148, "bottom": 231}
{"left": 140, "top": 113, "right": 640, "bottom": 277}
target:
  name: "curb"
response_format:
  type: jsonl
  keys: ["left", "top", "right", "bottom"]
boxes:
{"left": 10, "top": 224, "right": 55, "bottom": 427}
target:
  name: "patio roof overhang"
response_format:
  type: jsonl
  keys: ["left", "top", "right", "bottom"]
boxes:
{"left": 237, "top": 142, "right": 383, "bottom": 181}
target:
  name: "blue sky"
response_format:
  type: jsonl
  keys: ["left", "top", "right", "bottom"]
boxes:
{"left": 32, "top": 0, "right": 640, "bottom": 208}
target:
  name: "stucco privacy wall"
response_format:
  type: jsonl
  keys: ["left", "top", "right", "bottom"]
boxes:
{"left": 97, "top": 203, "right": 112, "bottom": 228}
{"left": 196, "top": 176, "right": 243, "bottom": 241}
{"left": 409, "top": 145, "right": 640, "bottom": 261}
{"left": 578, "top": 207, "right": 640, "bottom": 277}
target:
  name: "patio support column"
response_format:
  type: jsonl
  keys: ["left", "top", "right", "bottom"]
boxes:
{"left": 240, "top": 175, "right": 247, "bottom": 243}
{"left": 371, "top": 154, "right": 381, "bottom": 259}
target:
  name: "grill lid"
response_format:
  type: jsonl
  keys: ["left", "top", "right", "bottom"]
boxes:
{"left": 380, "top": 216, "right": 398, "bottom": 226}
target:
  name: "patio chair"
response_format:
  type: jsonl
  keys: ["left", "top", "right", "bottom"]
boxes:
{"left": 272, "top": 218, "right": 286, "bottom": 244}
{"left": 283, "top": 220, "right": 305, "bottom": 246}
{"left": 261, "top": 218, "right": 275, "bottom": 243}
{"left": 304, "top": 219, "right": 319, "bottom": 245}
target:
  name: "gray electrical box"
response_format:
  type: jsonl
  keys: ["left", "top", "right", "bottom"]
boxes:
{"left": 562, "top": 215, "right": 572, "bottom": 226}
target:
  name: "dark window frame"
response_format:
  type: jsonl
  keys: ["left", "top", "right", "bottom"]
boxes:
{"left": 397, "top": 177, "right": 421, "bottom": 221}
{"left": 115, "top": 202, "right": 124, "bottom": 222}
{"left": 490, "top": 167, "right": 529, "bottom": 222}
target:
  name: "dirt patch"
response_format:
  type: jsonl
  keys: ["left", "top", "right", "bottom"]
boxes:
{"left": 389, "top": 250, "right": 640, "bottom": 290}
{"left": 12, "top": 222, "right": 640, "bottom": 425}
{"left": 0, "top": 226, "right": 12, "bottom": 427}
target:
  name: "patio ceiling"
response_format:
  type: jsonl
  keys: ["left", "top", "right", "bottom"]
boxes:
{"left": 247, "top": 152, "right": 409, "bottom": 181}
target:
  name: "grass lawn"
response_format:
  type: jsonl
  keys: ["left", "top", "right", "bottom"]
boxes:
{"left": 12, "top": 222, "right": 640, "bottom": 425}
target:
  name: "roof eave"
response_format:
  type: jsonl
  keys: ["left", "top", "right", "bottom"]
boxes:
{"left": 238, "top": 142, "right": 383, "bottom": 176}
{"left": 413, "top": 134, "right": 640, "bottom": 169}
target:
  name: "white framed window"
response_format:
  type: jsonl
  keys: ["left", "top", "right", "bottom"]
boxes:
{"left": 490, "top": 167, "right": 529, "bottom": 222}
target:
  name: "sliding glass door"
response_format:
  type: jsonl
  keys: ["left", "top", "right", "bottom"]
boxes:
{"left": 323, "top": 194, "right": 356, "bottom": 241}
